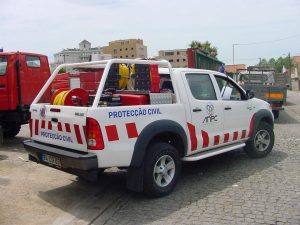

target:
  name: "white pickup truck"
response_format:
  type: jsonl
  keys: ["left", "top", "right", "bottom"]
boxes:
{"left": 24, "top": 59, "right": 274, "bottom": 197}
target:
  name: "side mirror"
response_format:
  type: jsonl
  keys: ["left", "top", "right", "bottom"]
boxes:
{"left": 246, "top": 90, "right": 255, "bottom": 99}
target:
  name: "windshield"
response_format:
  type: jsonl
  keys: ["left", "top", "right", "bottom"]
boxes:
{"left": 0, "top": 57, "right": 8, "bottom": 75}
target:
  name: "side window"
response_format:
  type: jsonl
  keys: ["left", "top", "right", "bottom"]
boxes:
{"left": 26, "top": 56, "right": 41, "bottom": 68}
{"left": 215, "top": 75, "right": 245, "bottom": 101}
{"left": 0, "top": 57, "right": 8, "bottom": 75}
{"left": 186, "top": 73, "right": 217, "bottom": 100}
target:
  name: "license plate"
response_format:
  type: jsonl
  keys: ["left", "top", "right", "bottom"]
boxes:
{"left": 41, "top": 154, "right": 62, "bottom": 168}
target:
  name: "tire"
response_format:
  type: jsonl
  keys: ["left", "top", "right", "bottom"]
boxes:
{"left": 143, "top": 142, "right": 181, "bottom": 197}
{"left": 3, "top": 123, "right": 21, "bottom": 138}
{"left": 272, "top": 110, "right": 279, "bottom": 119}
{"left": 244, "top": 121, "right": 274, "bottom": 158}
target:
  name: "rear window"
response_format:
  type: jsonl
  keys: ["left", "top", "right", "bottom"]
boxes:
{"left": 0, "top": 57, "right": 8, "bottom": 75}
{"left": 26, "top": 56, "right": 41, "bottom": 68}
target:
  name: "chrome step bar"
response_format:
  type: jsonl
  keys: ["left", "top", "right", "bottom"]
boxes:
{"left": 182, "top": 143, "right": 245, "bottom": 162}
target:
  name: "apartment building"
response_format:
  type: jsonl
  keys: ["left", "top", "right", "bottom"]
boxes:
{"left": 102, "top": 39, "right": 147, "bottom": 59}
{"left": 54, "top": 40, "right": 110, "bottom": 67}
{"left": 156, "top": 49, "right": 188, "bottom": 67}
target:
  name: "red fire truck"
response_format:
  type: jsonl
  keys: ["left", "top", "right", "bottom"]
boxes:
{"left": 0, "top": 52, "right": 51, "bottom": 145}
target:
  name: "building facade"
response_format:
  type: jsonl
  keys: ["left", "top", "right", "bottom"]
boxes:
{"left": 54, "top": 40, "right": 111, "bottom": 67}
{"left": 102, "top": 39, "right": 147, "bottom": 59}
{"left": 156, "top": 49, "right": 187, "bottom": 67}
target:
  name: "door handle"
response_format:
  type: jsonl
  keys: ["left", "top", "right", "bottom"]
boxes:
{"left": 224, "top": 106, "right": 232, "bottom": 110}
{"left": 193, "top": 108, "right": 202, "bottom": 112}
{"left": 51, "top": 118, "right": 58, "bottom": 123}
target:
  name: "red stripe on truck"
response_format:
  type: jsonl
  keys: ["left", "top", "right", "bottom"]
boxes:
{"left": 58, "top": 122, "right": 62, "bottom": 131}
{"left": 125, "top": 123, "right": 138, "bottom": 138}
{"left": 201, "top": 130, "right": 209, "bottom": 148}
{"left": 214, "top": 135, "right": 220, "bottom": 145}
{"left": 105, "top": 125, "right": 119, "bottom": 141}
{"left": 241, "top": 130, "right": 246, "bottom": 139}
{"left": 187, "top": 123, "right": 197, "bottom": 151}
{"left": 41, "top": 120, "right": 45, "bottom": 129}
{"left": 74, "top": 124, "right": 83, "bottom": 144}
{"left": 233, "top": 131, "right": 238, "bottom": 141}
{"left": 248, "top": 113, "right": 256, "bottom": 138}
{"left": 35, "top": 120, "right": 39, "bottom": 135}
{"left": 65, "top": 123, "right": 71, "bottom": 133}
{"left": 48, "top": 121, "right": 52, "bottom": 130}
{"left": 224, "top": 133, "right": 229, "bottom": 143}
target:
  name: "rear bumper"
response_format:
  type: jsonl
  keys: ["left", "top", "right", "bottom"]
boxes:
{"left": 23, "top": 140, "right": 98, "bottom": 171}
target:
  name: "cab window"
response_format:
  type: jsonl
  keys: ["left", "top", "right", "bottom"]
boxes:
{"left": 186, "top": 73, "right": 217, "bottom": 100}
{"left": 215, "top": 75, "right": 246, "bottom": 101}
{"left": 0, "top": 57, "right": 8, "bottom": 75}
{"left": 26, "top": 56, "right": 41, "bottom": 68}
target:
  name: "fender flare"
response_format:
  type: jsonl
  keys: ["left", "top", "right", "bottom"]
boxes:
{"left": 130, "top": 119, "right": 188, "bottom": 167}
{"left": 251, "top": 109, "right": 274, "bottom": 140}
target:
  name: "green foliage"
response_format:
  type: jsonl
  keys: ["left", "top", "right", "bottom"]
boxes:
{"left": 58, "top": 67, "right": 66, "bottom": 74}
{"left": 257, "top": 56, "right": 294, "bottom": 73}
{"left": 189, "top": 40, "right": 218, "bottom": 58}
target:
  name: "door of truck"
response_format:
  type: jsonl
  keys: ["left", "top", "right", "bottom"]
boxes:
{"left": 182, "top": 72, "right": 224, "bottom": 153}
{"left": 214, "top": 75, "right": 252, "bottom": 142}
{"left": 18, "top": 53, "right": 51, "bottom": 105}
{"left": 0, "top": 56, "right": 9, "bottom": 110}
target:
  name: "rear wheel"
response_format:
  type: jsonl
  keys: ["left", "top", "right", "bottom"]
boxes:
{"left": 244, "top": 121, "right": 274, "bottom": 158}
{"left": 143, "top": 142, "right": 181, "bottom": 197}
{"left": 3, "top": 123, "right": 21, "bottom": 138}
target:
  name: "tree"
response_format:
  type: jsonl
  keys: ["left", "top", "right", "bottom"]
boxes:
{"left": 256, "top": 56, "right": 293, "bottom": 73}
{"left": 189, "top": 40, "right": 218, "bottom": 58}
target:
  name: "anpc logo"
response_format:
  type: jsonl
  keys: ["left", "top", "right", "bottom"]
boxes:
{"left": 203, "top": 102, "right": 218, "bottom": 123}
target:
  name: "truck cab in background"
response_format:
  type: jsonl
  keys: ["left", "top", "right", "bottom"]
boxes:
{"left": 235, "top": 66, "right": 287, "bottom": 119}
{"left": 0, "top": 52, "right": 51, "bottom": 145}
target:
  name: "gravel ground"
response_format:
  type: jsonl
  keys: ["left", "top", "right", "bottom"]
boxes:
{"left": 0, "top": 91, "right": 300, "bottom": 225}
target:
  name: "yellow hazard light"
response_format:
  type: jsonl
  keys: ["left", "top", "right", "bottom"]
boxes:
{"left": 265, "top": 93, "right": 284, "bottom": 99}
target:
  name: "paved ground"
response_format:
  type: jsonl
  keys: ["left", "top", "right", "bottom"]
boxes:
{"left": 1, "top": 91, "right": 300, "bottom": 225}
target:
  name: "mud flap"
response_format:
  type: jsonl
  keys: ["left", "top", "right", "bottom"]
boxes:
{"left": 126, "top": 164, "right": 144, "bottom": 193}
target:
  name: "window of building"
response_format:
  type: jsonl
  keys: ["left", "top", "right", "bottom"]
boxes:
{"left": 177, "top": 59, "right": 180, "bottom": 62}
{"left": 126, "top": 55, "right": 128, "bottom": 58}
{"left": 113, "top": 49, "right": 117, "bottom": 54}
{"left": 125, "top": 48, "right": 128, "bottom": 51}
{"left": 0, "top": 57, "right": 8, "bottom": 75}
{"left": 131, "top": 47, "right": 134, "bottom": 50}
{"left": 169, "top": 59, "right": 173, "bottom": 62}
{"left": 186, "top": 73, "right": 217, "bottom": 100}
{"left": 120, "top": 49, "right": 122, "bottom": 51}
{"left": 131, "top": 55, "right": 134, "bottom": 57}
{"left": 120, "top": 56, "right": 123, "bottom": 58}
{"left": 183, "top": 59, "right": 186, "bottom": 62}
{"left": 177, "top": 51, "right": 180, "bottom": 55}
{"left": 26, "top": 56, "right": 41, "bottom": 68}
{"left": 165, "top": 52, "right": 174, "bottom": 56}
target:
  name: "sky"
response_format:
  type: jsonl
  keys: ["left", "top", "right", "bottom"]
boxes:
{"left": 1, "top": 0, "right": 300, "bottom": 66}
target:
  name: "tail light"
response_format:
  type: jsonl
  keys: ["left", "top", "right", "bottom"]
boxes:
{"left": 29, "top": 112, "right": 32, "bottom": 137}
{"left": 86, "top": 117, "right": 104, "bottom": 150}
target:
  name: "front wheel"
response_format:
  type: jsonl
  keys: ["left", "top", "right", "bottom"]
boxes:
{"left": 143, "top": 142, "right": 181, "bottom": 197}
{"left": 244, "top": 121, "right": 274, "bottom": 158}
